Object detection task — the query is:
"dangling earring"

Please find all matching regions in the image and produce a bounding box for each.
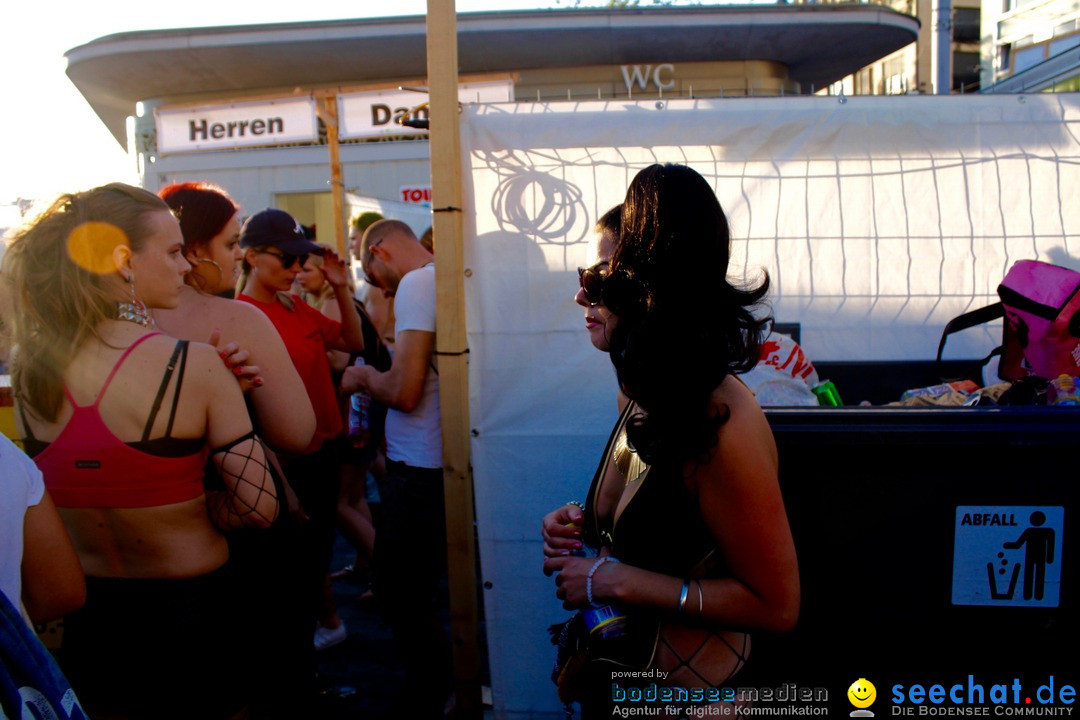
[116,271,153,327]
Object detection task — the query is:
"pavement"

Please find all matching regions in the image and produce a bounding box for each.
[312,527,493,719]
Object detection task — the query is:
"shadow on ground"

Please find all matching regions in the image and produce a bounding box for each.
[313,529,491,719]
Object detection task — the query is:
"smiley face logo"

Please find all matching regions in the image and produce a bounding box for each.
[848,678,877,709]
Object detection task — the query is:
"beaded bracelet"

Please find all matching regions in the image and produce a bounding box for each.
[586,556,619,605]
[566,501,586,513]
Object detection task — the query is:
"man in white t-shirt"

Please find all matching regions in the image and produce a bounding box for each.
[341,219,448,718]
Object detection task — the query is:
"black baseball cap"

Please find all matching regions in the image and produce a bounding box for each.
[239,208,324,255]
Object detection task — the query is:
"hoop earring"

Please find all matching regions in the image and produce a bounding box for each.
[115,271,153,327]
[195,257,224,291]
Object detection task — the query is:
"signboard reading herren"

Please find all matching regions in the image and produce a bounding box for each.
[155,97,318,154]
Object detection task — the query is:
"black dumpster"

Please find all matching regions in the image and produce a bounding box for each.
[750,405,1079,710]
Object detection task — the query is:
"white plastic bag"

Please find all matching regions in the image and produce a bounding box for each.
[740,333,820,406]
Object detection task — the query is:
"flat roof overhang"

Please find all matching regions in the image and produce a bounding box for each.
[66,6,920,146]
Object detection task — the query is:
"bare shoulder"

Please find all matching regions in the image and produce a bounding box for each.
[207,296,279,338]
[708,374,777,465]
[181,340,234,385]
[712,374,766,421]
[188,297,286,358]
[157,294,279,348]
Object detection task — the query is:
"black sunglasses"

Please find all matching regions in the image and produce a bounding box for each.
[578,266,607,306]
[258,248,309,269]
[361,238,385,287]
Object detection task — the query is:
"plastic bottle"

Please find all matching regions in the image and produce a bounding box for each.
[347,357,373,447]
[566,523,627,639]
[1048,374,1080,406]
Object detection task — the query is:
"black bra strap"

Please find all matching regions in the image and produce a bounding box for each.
[164,341,190,439]
[141,341,186,443]
[210,429,256,455]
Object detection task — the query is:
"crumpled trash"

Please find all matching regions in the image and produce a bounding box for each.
[887,381,1015,407]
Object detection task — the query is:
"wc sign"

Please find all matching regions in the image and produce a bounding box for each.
[952,506,1064,607]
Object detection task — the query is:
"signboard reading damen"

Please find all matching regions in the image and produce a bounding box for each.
[337,80,513,140]
[155,97,318,154]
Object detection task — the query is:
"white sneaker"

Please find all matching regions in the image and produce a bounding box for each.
[314,622,347,651]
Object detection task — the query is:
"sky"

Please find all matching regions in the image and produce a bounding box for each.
[0,0,599,227]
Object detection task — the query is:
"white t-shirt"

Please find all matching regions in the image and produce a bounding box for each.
[385,263,443,469]
[0,434,46,621]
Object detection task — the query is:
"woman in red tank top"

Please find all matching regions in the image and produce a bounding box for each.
[5,183,279,720]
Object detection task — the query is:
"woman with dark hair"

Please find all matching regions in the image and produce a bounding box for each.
[542,164,800,716]
[155,181,316,455]
[6,182,278,719]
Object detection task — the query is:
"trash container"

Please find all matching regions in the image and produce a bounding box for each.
[751,406,1078,705]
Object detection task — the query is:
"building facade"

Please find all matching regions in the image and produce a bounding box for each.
[823,0,982,95]
[980,0,1080,92]
[65,7,919,244]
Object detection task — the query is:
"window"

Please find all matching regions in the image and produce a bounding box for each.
[1012,44,1046,74]
[953,8,981,43]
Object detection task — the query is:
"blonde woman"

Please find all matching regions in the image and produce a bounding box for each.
[6,183,277,719]
[299,245,386,619]
[296,248,350,372]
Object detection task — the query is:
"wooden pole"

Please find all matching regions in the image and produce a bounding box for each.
[426,1,482,718]
[315,91,347,255]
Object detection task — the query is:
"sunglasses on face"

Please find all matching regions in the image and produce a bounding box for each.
[258,249,308,269]
[578,265,607,306]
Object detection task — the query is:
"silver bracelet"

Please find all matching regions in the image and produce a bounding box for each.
[586,556,618,605]
[566,501,586,512]
[695,579,704,615]
[676,579,691,614]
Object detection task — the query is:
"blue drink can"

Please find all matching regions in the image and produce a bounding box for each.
[583,602,627,639]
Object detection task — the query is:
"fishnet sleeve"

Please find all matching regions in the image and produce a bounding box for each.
[205,431,279,530]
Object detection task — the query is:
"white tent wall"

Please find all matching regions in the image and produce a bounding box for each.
[459,94,1080,719]
[345,193,433,239]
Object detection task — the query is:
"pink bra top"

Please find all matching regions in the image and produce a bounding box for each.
[26,333,209,509]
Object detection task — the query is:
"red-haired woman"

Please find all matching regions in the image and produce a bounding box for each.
[155,181,315,454]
